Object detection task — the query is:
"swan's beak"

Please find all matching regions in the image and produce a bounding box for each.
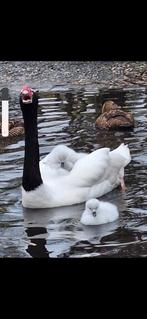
[92,211,96,217]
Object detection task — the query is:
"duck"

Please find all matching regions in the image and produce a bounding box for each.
[40,144,86,178]
[0,119,24,137]
[80,198,119,225]
[20,86,131,209]
[95,100,134,130]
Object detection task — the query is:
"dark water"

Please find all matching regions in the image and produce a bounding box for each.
[1,85,147,258]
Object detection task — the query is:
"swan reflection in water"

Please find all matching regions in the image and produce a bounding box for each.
[23,189,128,258]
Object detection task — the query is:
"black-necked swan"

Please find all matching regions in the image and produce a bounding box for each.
[20,86,131,209]
[80,198,119,225]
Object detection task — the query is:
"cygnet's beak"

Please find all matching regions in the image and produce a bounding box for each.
[61,162,64,168]
[92,211,97,217]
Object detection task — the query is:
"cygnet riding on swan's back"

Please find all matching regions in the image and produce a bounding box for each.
[80,198,119,225]
[40,144,86,179]
[20,86,131,209]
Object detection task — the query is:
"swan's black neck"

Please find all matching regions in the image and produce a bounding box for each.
[20,93,43,191]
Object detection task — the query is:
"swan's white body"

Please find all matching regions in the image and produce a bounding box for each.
[80,198,119,225]
[22,143,131,209]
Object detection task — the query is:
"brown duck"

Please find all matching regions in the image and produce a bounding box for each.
[95,100,134,130]
[0,119,24,137]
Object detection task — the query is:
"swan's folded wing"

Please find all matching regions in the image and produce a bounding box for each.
[69,148,110,187]
[109,143,131,171]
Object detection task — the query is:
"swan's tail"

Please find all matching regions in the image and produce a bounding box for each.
[110,143,131,167]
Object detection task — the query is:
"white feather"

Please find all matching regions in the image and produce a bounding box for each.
[80,198,119,225]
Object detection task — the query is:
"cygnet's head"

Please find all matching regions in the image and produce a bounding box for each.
[42,145,78,171]
[51,145,71,164]
[85,198,100,217]
[80,199,100,225]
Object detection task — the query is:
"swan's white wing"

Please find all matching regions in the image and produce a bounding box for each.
[103,143,131,185]
[69,147,110,187]
[110,143,131,168]
[88,178,120,199]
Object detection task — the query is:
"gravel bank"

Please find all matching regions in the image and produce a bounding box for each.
[0,61,147,92]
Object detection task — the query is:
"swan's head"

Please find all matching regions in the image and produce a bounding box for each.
[20,86,38,114]
[102,101,119,114]
[20,86,34,104]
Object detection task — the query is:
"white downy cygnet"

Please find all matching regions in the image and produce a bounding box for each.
[80,198,119,225]
[40,144,87,175]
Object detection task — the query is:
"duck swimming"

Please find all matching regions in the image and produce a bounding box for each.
[80,198,119,225]
[0,119,24,137]
[20,86,131,209]
[95,100,134,130]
